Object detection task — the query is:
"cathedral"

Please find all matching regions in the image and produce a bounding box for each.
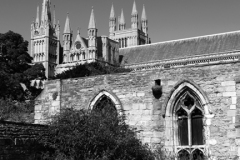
[34,0,240,159]
[30,0,150,78]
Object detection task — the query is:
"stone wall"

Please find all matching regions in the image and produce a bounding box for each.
[0,121,47,160]
[36,62,240,159]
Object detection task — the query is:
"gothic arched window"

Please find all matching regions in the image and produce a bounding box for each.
[93,95,117,116]
[175,91,205,160]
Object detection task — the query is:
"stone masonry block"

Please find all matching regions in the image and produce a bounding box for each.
[236,115,240,123]
[152,110,162,115]
[151,137,161,143]
[34,113,42,120]
[123,105,132,111]
[52,101,60,107]
[142,132,153,137]
[143,137,151,144]
[228,110,237,117]
[153,132,164,138]
[139,104,147,110]
[35,105,42,111]
[141,116,152,121]
[132,103,139,110]
[233,117,236,124]
[142,110,151,115]
[133,110,142,115]
[236,129,240,138]
[225,86,236,92]
[227,131,236,138]
[235,76,240,84]
[118,95,126,98]
[235,138,240,145]
[137,92,145,97]
[221,81,236,86]
[223,92,236,97]
[232,97,237,105]
[230,105,237,110]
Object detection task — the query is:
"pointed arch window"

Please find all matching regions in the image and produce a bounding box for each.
[175,91,205,160]
[93,95,117,116]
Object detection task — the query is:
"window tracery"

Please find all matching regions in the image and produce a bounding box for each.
[175,91,205,160]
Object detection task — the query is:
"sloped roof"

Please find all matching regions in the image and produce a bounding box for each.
[120,31,240,66]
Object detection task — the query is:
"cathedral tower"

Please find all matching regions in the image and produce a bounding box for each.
[88,7,98,60]
[109,1,150,48]
[63,13,72,63]
[31,0,60,78]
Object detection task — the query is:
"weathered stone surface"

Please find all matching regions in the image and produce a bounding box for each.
[0,121,47,160]
[35,62,240,159]
[221,81,236,86]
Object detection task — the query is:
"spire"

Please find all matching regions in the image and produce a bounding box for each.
[36,6,40,25]
[132,0,138,15]
[53,5,56,26]
[41,0,46,21]
[77,27,80,34]
[40,0,52,23]
[64,13,71,34]
[141,4,147,20]
[120,9,125,24]
[88,7,96,29]
[110,4,115,19]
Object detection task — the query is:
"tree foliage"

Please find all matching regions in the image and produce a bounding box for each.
[0,31,46,101]
[37,108,155,160]
[54,62,131,80]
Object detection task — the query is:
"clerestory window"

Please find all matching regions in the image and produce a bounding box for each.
[175,91,205,160]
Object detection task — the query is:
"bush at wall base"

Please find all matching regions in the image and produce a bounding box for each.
[35,108,155,160]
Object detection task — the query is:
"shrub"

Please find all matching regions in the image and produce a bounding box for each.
[37,108,155,160]
[0,99,34,123]
[54,62,131,80]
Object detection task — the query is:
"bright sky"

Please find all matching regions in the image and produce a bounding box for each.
[1,0,240,51]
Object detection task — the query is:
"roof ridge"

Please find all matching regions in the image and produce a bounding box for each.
[120,30,240,50]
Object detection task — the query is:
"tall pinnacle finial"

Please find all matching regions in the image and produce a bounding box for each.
[120,9,125,24]
[64,13,71,33]
[132,0,138,15]
[53,5,56,26]
[77,27,80,34]
[41,0,45,21]
[36,6,40,25]
[88,7,96,29]
[110,3,115,19]
[141,4,147,20]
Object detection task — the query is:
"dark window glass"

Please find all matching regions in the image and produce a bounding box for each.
[177,108,188,146]
[94,96,117,116]
[191,108,203,145]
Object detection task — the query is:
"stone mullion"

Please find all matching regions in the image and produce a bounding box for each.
[188,114,192,146]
